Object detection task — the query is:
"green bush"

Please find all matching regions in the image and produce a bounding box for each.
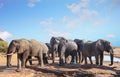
[0,40,8,53]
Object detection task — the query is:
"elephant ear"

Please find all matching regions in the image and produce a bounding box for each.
[96,39,105,51]
[13,40,21,51]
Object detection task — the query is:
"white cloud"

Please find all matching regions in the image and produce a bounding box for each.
[46,29,71,38]
[107,34,116,38]
[67,0,98,21]
[67,0,89,14]
[65,0,99,28]
[40,17,53,26]
[0,31,13,40]
[28,0,41,8]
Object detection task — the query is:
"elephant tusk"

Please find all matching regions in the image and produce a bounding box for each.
[0,52,14,56]
[6,52,14,55]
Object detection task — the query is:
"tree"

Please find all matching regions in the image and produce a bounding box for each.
[0,38,8,53]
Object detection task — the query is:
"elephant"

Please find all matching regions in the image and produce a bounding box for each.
[50,37,78,66]
[74,39,114,66]
[50,37,66,63]
[7,39,48,72]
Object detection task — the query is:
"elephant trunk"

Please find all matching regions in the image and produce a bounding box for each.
[7,55,12,67]
[109,49,114,66]
[6,47,14,67]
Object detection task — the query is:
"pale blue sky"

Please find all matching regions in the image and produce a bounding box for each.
[0,0,120,46]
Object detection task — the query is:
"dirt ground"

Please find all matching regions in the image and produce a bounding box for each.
[0,48,120,77]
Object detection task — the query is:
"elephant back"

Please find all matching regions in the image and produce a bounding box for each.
[65,40,78,51]
[28,39,42,55]
[29,39,48,53]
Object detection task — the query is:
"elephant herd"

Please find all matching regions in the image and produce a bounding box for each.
[6,37,114,72]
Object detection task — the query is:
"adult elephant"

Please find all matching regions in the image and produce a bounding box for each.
[74,39,114,66]
[7,39,48,72]
[50,37,65,63]
[50,37,78,66]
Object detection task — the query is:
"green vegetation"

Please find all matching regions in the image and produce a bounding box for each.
[0,39,8,53]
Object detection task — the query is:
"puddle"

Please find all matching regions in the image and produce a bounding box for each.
[91,55,120,62]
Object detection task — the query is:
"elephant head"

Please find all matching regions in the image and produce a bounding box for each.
[74,39,84,51]
[7,40,19,67]
[50,37,66,52]
[96,39,114,66]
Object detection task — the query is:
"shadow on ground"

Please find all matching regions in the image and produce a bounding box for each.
[27,63,120,77]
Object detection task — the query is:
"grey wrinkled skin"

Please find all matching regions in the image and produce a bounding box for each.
[7,39,48,72]
[74,39,114,66]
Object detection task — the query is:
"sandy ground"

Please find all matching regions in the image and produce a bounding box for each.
[0,48,120,77]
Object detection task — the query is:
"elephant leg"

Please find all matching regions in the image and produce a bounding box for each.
[81,56,84,63]
[76,51,80,63]
[70,51,77,64]
[78,52,81,63]
[43,53,48,64]
[59,56,64,66]
[52,52,55,63]
[22,51,29,68]
[7,55,12,67]
[16,54,22,72]
[38,52,44,66]
[95,55,99,65]
[70,54,75,64]
[74,54,77,64]
[59,52,64,66]
[79,52,83,64]
[25,56,32,66]
[73,51,77,64]
[89,57,93,64]
[100,53,104,65]
[84,57,87,64]
[65,52,69,64]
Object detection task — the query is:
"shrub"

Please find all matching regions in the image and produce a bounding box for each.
[0,40,8,53]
